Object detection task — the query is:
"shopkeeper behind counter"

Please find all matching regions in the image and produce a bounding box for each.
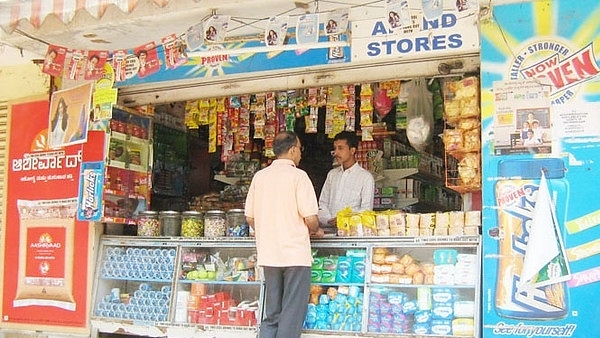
[318,131,375,230]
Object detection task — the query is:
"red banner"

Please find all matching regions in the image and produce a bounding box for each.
[2,99,103,329]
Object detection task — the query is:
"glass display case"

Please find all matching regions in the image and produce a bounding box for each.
[91,236,480,338]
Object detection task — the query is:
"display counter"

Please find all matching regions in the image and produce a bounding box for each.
[91,236,480,338]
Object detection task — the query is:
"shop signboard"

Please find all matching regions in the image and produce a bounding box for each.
[1,98,104,332]
[351,4,479,63]
[480,0,600,337]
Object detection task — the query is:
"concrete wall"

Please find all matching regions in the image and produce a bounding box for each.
[0,46,49,101]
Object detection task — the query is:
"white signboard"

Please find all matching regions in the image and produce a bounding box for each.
[351,8,479,62]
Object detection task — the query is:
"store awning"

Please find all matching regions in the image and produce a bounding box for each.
[0,0,389,56]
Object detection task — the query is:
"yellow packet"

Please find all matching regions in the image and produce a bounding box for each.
[361,211,377,236]
[336,207,353,237]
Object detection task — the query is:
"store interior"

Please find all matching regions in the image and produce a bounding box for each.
[120,75,481,232]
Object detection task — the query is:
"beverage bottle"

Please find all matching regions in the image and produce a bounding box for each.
[494,158,570,319]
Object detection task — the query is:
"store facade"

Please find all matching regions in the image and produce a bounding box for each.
[2,0,599,337]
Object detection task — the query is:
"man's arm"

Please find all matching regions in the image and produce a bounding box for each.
[359,173,375,211]
[305,215,324,237]
[317,174,333,225]
[246,216,255,230]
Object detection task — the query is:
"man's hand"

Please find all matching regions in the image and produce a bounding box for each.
[310,227,325,238]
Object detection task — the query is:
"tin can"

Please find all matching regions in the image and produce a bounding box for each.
[494,158,570,319]
[137,211,160,236]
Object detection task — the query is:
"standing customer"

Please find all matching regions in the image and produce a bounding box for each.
[245,131,324,338]
[318,131,375,227]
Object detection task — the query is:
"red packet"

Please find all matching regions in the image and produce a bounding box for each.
[134,42,161,78]
[42,45,67,78]
[84,50,108,80]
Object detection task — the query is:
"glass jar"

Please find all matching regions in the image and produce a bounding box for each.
[226,209,249,237]
[137,211,160,236]
[204,210,226,238]
[160,211,181,236]
[181,211,204,237]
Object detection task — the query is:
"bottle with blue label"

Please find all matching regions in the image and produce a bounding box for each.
[494,158,570,319]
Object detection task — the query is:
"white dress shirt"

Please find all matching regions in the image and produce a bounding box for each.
[318,162,375,225]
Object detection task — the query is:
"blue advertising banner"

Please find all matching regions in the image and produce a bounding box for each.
[481,1,600,337]
[115,33,350,87]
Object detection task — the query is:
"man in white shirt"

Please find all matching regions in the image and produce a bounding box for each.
[318,131,375,229]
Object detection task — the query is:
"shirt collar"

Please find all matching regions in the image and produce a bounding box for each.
[272,158,296,167]
[338,161,359,172]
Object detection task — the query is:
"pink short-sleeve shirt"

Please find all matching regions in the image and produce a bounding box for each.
[245,159,319,267]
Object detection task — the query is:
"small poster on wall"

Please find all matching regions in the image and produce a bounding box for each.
[67,49,87,80]
[162,34,187,70]
[385,0,412,31]
[48,82,93,149]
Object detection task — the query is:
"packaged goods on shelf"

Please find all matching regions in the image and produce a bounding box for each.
[304,284,364,332]
[364,240,478,336]
[335,209,480,238]
[441,76,482,194]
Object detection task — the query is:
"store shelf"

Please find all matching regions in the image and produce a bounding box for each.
[214,175,244,186]
[382,168,419,182]
[379,168,461,211]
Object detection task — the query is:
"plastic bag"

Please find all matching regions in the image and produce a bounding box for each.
[405,78,434,152]
[373,87,393,121]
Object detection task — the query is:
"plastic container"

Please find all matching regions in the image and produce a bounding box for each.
[181,211,204,237]
[226,209,249,237]
[137,211,160,236]
[204,210,226,238]
[160,211,181,236]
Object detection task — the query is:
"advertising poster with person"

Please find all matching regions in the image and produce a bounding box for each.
[133,42,160,78]
[1,97,104,332]
[48,83,93,148]
[480,1,600,337]
[42,45,67,78]
[203,15,230,44]
[265,16,289,47]
[84,50,108,81]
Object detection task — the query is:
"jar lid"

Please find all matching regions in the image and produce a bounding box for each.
[159,210,181,216]
[138,210,158,216]
[182,210,202,216]
[205,210,225,215]
[227,208,245,213]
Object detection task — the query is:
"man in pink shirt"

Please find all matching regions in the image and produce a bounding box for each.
[245,131,324,338]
